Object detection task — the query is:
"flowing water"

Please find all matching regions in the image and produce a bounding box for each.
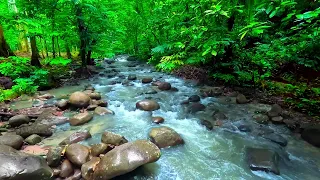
[41,55,320,180]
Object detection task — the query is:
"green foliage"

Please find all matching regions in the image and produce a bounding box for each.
[0,56,30,79]
[43,57,72,66]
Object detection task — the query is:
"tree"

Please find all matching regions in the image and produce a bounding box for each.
[0,24,14,57]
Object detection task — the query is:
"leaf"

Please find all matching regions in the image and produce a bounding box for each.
[240,30,249,40]
[211,50,217,56]
[269,10,277,18]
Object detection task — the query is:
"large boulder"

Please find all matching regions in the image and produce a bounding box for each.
[59,131,92,145]
[158,82,171,91]
[9,115,30,127]
[15,124,53,138]
[65,144,90,167]
[81,157,100,180]
[69,91,91,108]
[93,140,161,180]
[69,112,93,126]
[0,145,53,179]
[245,147,280,175]
[136,100,160,111]
[101,131,128,146]
[94,107,114,115]
[88,92,101,100]
[0,134,24,149]
[60,159,73,178]
[149,126,184,148]
[301,125,320,147]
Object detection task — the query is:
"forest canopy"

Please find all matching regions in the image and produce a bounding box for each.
[0,0,320,115]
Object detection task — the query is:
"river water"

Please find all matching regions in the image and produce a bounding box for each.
[40,55,320,180]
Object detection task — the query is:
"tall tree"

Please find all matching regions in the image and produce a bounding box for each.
[0,24,14,57]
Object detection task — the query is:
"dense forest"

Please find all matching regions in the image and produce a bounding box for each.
[0,0,320,115]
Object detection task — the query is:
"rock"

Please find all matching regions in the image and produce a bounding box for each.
[238,125,251,132]
[213,120,224,127]
[88,92,101,100]
[90,143,109,157]
[47,146,63,167]
[263,134,288,147]
[200,86,223,97]
[9,115,30,127]
[158,82,171,91]
[253,114,269,124]
[152,116,164,124]
[200,120,213,130]
[0,76,13,89]
[151,81,162,86]
[149,126,184,148]
[121,79,133,86]
[94,107,114,115]
[81,157,100,180]
[213,112,227,120]
[246,147,280,175]
[93,140,160,180]
[0,134,24,149]
[21,145,48,156]
[69,112,93,126]
[66,169,81,180]
[38,93,54,100]
[25,134,42,145]
[0,145,53,179]
[188,95,201,102]
[128,74,137,80]
[87,104,98,111]
[92,100,108,107]
[52,168,61,176]
[236,94,248,104]
[301,125,320,147]
[188,102,206,113]
[145,90,158,94]
[56,99,69,110]
[69,91,91,108]
[15,124,53,138]
[180,100,189,105]
[267,104,282,118]
[66,144,90,167]
[60,159,74,178]
[136,100,160,111]
[271,116,283,123]
[101,131,128,146]
[85,86,95,91]
[142,77,153,83]
[60,131,92,145]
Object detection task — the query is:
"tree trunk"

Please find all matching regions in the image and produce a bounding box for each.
[44,38,49,57]
[39,37,45,59]
[75,3,87,68]
[0,25,14,57]
[30,36,41,67]
[52,36,56,58]
[65,41,72,59]
[57,37,61,57]
[86,50,93,65]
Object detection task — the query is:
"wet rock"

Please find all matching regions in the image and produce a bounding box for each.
[101,131,128,146]
[66,169,81,180]
[301,125,320,147]
[267,104,282,118]
[85,85,95,91]
[38,93,54,100]
[87,104,98,111]
[0,134,24,149]
[149,126,184,148]
[188,102,206,113]
[15,124,53,138]
[236,94,248,104]
[136,100,160,111]
[188,95,201,102]
[56,99,69,110]
[271,116,284,123]
[200,86,223,97]
[9,114,30,127]
[283,119,298,130]
[170,87,179,92]
[81,157,100,180]
[128,74,137,80]
[214,120,224,127]
[152,116,164,124]
[142,77,153,83]
[47,146,63,167]
[158,82,171,91]
[60,159,74,178]
[145,90,158,94]
[121,79,133,86]
[92,100,108,107]
[0,76,13,89]
[200,120,213,130]
[52,168,61,176]
[263,134,288,147]
[0,145,53,179]
[94,107,115,115]
[60,131,92,145]
[88,92,101,100]
[69,112,93,126]
[213,112,227,120]
[238,125,251,132]
[66,144,90,166]
[246,147,280,175]
[25,134,42,145]
[90,143,109,157]
[256,126,274,136]
[253,114,269,124]
[181,100,190,105]
[93,140,161,180]
[69,91,91,108]
[151,81,162,86]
